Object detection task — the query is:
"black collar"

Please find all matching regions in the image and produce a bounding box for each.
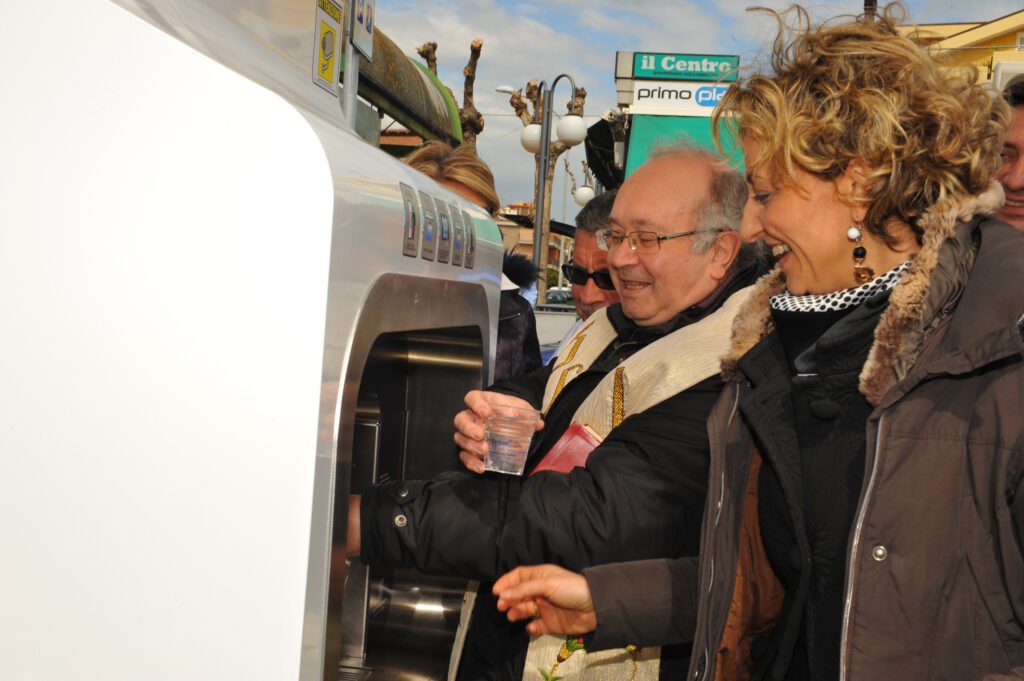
[605,257,767,344]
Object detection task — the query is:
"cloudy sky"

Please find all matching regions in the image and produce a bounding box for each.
[375,0,1020,222]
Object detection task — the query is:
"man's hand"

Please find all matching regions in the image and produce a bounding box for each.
[493,564,597,636]
[453,390,543,473]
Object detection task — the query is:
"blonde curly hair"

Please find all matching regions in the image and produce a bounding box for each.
[712,3,1010,243]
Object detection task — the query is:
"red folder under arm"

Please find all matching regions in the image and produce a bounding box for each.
[529,422,602,475]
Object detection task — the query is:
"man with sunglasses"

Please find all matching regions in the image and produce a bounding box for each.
[562,190,620,321]
[349,144,766,681]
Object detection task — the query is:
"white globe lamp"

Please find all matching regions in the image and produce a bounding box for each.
[555,115,587,146]
[574,186,595,206]
[520,124,543,153]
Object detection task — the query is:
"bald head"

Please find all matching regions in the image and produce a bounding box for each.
[605,151,743,326]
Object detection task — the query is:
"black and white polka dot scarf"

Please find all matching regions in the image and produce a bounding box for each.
[769,261,912,313]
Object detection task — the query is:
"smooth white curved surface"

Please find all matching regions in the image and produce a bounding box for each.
[1,3,330,679]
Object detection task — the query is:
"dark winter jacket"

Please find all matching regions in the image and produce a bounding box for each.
[495,252,542,381]
[583,187,1024,681]
[360,259,763,681]
[495,290,541,381]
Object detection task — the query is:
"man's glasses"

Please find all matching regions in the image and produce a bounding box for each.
[596,228,702,253]
[561,263,615,290]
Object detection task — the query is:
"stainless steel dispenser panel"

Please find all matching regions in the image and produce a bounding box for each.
[419,191,438,261]
[434,198,453,264]
[450,204,466,267]
[400,183,421,258]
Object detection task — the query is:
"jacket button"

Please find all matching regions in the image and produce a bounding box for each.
[398,485,410,498]
[871,545,888,561]
[394,514,407,527]
[809,399,840,420]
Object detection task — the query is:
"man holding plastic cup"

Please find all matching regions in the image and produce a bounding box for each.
[348,143,767,681]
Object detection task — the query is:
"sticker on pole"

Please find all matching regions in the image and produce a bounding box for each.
[313,0,342,95]
[351,0,374,61]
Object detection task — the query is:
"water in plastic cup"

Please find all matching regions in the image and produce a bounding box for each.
[483,404,540,475]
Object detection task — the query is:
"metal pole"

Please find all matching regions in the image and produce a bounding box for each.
[530,74,579,297]
[341,4,360,124]
[532,83,552,270]
[558,238,565,288]
[557,164,567,288]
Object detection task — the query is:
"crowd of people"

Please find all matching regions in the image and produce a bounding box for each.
[358,4,1024,680]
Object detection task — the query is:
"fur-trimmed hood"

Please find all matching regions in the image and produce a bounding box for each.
[721,183,1009,405]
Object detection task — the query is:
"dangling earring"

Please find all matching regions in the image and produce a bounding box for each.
[847,222,875,284]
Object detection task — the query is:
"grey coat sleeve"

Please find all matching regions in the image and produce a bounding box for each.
[582,557,700,650]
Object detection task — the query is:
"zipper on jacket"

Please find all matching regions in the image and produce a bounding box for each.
[839,412,886,681]
[714,384,742,529]
[697,383,743,681]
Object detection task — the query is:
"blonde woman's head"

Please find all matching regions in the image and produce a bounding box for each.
[713,3,1010,243]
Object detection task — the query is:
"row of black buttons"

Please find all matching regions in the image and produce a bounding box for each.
[400,183,477,268]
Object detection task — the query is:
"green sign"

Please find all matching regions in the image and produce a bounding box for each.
[624,115,741,178]
[633,53,738,82]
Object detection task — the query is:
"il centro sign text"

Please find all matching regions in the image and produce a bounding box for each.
[633,53,738,82]
[630,81,729,116]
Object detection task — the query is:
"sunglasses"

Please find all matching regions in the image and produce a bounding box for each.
[561,263,615,290]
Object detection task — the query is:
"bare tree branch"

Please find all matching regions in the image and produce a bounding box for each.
[524,79,541,119]
[462,39,483,108]
[459,39,485,151]
[415,41,438,75]
[505,90,531,126]
[568,86,587,116]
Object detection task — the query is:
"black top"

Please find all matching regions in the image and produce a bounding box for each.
[756,290,891,681]
[454,258,766,681]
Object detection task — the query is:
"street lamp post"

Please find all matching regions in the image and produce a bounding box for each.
[521,75,586,282]
[498,76,585,302]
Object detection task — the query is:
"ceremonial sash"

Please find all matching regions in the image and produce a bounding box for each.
[524,286,754,681]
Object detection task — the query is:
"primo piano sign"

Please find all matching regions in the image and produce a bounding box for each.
[633,53,738,82]
[630,81,729,116]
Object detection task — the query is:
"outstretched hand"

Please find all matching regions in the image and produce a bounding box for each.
[493,564,597,636]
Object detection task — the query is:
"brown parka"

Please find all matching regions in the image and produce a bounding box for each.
[582,185,1024,681]
[693,185,1024,681]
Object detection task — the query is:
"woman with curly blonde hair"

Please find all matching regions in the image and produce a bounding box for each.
[490,5,1024,681]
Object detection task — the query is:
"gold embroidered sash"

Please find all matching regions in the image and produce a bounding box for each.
[569,287,753,438]
[541,312,618,416]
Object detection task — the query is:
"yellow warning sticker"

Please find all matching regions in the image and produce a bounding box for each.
[313,0,342,95]
[318,0,342,22]
[318,21,335,77]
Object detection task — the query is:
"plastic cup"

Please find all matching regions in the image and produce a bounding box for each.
[483,404,541,475]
